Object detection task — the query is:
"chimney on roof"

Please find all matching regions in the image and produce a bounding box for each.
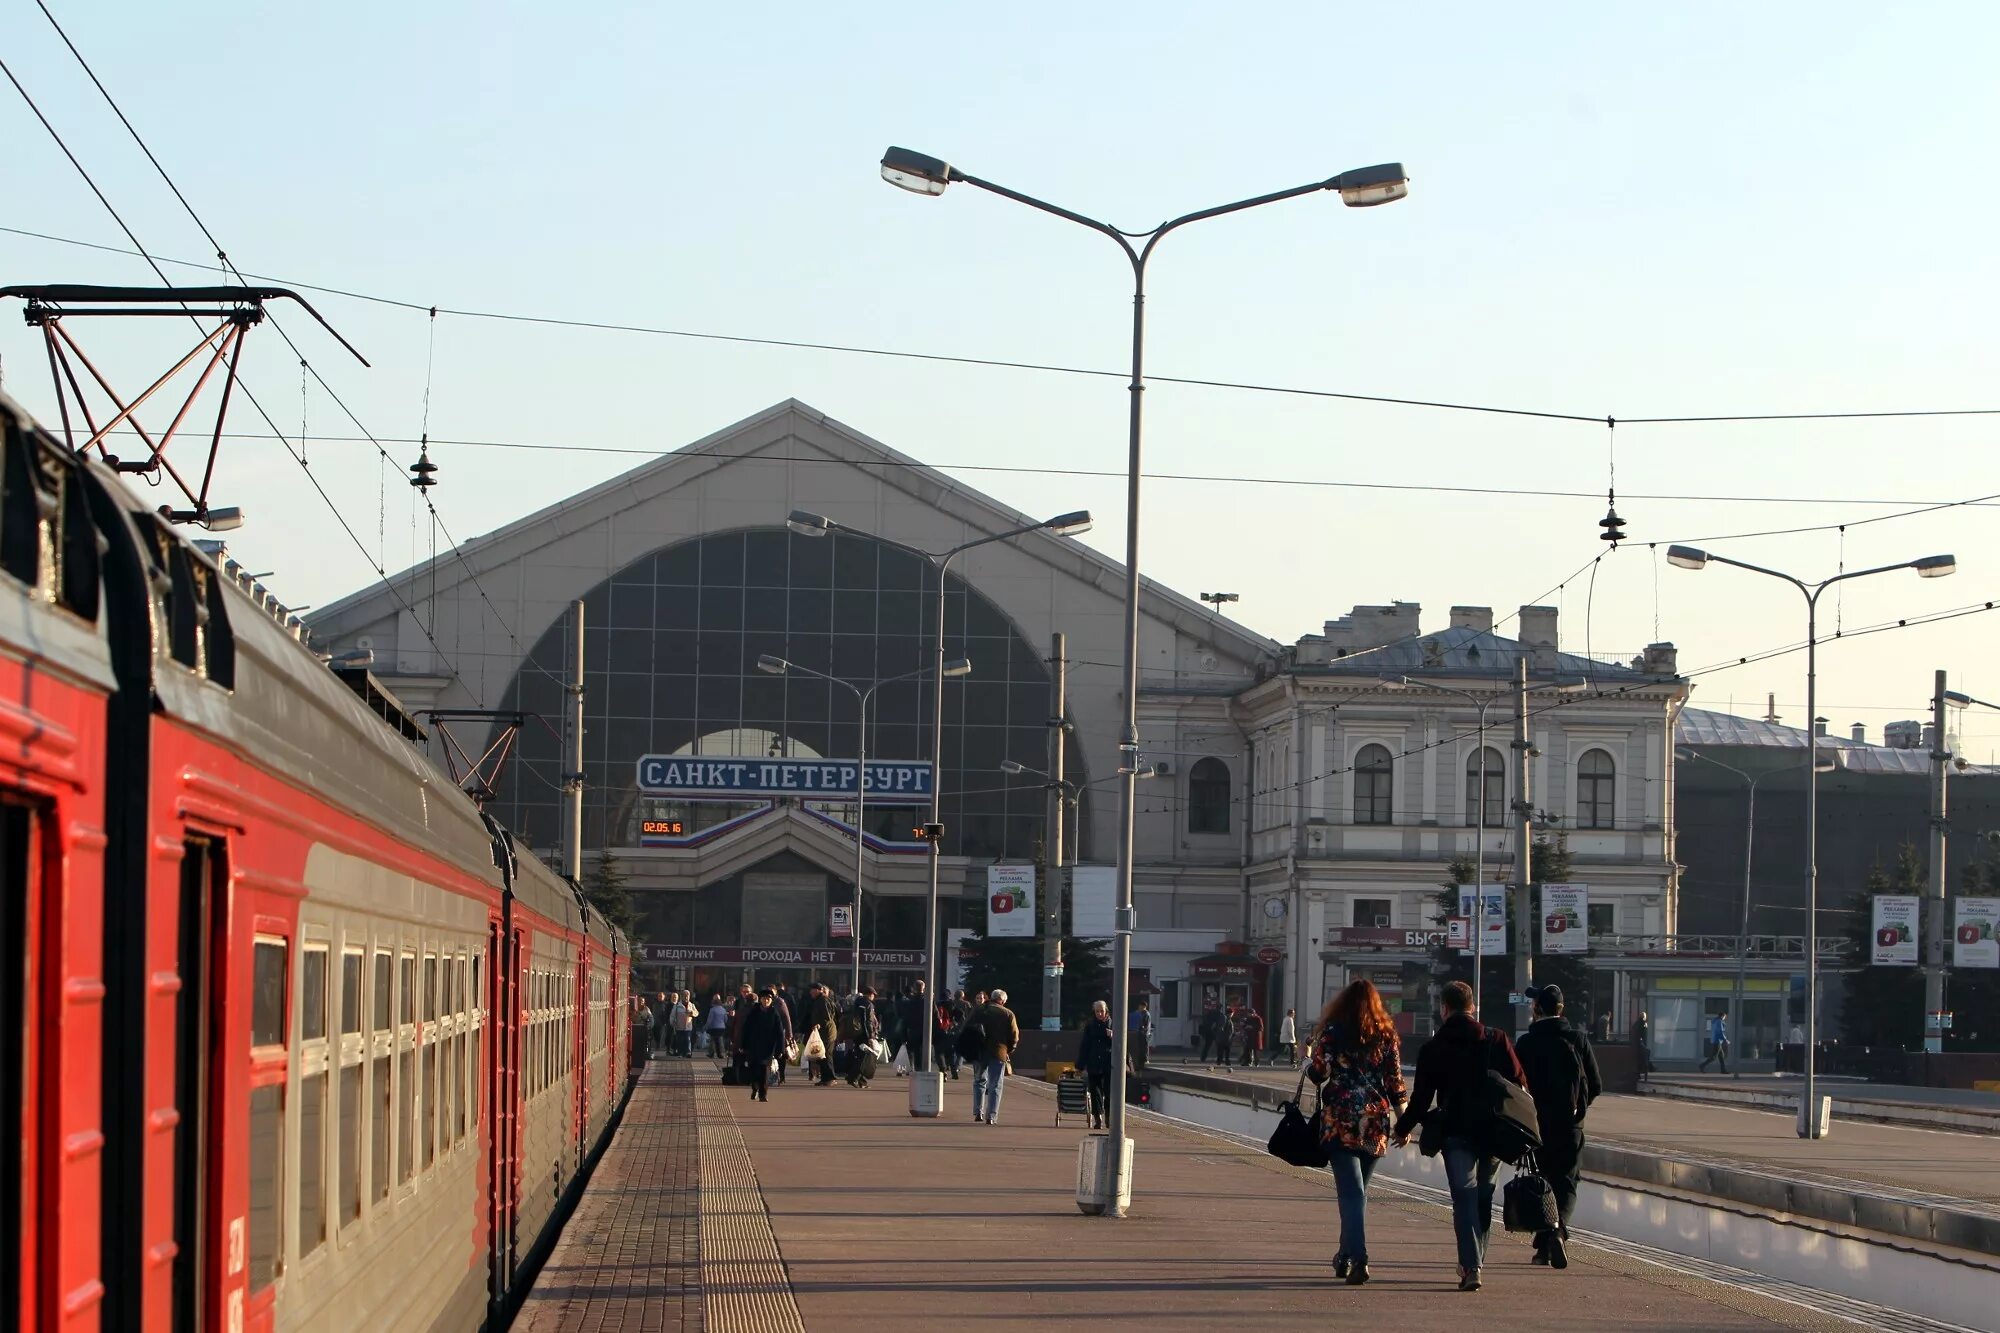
[1813,719,1828,737]
[1450,606,1494,633]
[1518,605,1558,670]
[1641,642,1678,675]
[1851,722,1867,743]
[1885,720,1922,749]
[1762,693,1780,725]
[1324,602,1420,651]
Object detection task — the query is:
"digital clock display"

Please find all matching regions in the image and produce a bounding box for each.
[642,819,686,836]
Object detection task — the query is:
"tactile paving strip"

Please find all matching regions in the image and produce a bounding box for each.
[695,1086,806,1333]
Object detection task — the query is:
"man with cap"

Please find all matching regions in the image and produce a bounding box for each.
[1513,984,1602,1269]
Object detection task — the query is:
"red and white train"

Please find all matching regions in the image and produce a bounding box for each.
[1,388,630,1332]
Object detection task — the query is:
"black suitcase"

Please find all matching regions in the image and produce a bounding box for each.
[852,1046,879,1084]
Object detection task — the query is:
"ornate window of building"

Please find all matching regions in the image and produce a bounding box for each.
[1578,748,1616,829]
[1187,757,1231,834]
[1464,746,1505,827]
[1353,744,1393,825]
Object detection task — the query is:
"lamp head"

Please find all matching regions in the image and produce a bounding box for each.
[880,146,955,196]
[786,510,832,538]
[1000,759,1028,775]
[942,657,972,678]
[1552,677,1590,695]
[755,655,789,675]
[1379,675,1410,690]
[1673,747,1697,761]
[1328,162,1409,208]
[1914,554,1956,579]
[1044,509,1093,536]
[1945,690,1973,708]
[1665,544,1711,571]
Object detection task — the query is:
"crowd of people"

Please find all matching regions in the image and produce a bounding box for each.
[1193,997,1303,1069]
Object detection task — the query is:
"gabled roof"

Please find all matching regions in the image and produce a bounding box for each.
[308,398,1282,661]
[1677,706,2000,776]
[1294,624,1669,685]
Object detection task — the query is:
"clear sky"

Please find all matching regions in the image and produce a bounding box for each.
[4,3,1997,751]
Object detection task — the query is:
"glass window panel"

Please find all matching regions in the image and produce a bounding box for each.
[787,532,832,587]
[421,1043,436,1170]
[302,948,327,1042]
[371,1054,390,1201]
[400,954,415,1026]
[252,940,287,1048]
[396,1048,414,1183]
[877,589,922,633]
[785,588,831,634]
[699,532,745,586]
[656,541,700,586]
[338,1064,361,1224]
[609,583,653,626]
[830,537,877,590]
[606,626,653,672]
[299,1071,326,1255]
[341,952,361,1035]
[700,586,744,632]
[655,587,700,633]
[876,549,923,591]
[373,951,391,1031]
[424,956,438,1022]
[247,1083,283,1291]
[743,529,789,586]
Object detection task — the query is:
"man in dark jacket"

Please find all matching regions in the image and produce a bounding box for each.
[1514,985,1602,1269]
[895,981,929,1072]
[737,989,785,1103]
[1076,1000,1116,1128]
[969,989,1021,1124]
[800,983,838,1085]
[937,990,969,1079]
[1391,981,1527,1291]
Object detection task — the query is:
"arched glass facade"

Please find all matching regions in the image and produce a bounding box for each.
[488,527,1088,862]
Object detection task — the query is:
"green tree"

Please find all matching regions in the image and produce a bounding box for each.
[1950,852,2000,1051]
[958,933,1111,1029]
[1428,834,1590,1030]
[584,847,637,940]
[1839,843,1925,1048]
[1528,832,1592,1028]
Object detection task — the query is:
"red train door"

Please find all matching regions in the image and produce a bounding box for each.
[4,803,38,1333]
[169,836,224,1333]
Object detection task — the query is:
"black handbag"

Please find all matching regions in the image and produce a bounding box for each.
[1501,1151,1562,1233]
[1266,1068,1329,1168]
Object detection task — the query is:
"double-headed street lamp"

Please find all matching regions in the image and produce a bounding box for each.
[880,145,1408,1213]
[756,656,962,1000]
[1667,544,1955,1136]
[785,506,1092,1114]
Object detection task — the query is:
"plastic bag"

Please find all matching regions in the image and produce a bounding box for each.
[892,1045,912,1076]
[803,1030,826,1062]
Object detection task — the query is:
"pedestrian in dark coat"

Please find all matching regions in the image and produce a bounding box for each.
[1391,981,1527,1291]
[1236,1004,1265,1068]
[802,984,839,1085]
[1514,985,1602,1269]
[738,990,785,1103]
[1076,1001,1116,1128]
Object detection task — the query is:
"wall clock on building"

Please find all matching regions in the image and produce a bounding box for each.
[1263,898,1287,920]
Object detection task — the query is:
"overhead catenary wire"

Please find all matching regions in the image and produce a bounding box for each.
[6,223,2000,431]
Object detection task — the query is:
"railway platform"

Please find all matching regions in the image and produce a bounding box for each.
[516,1056,1910,1332]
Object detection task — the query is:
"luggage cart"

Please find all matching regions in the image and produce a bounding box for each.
[1056,1072,1090,1127]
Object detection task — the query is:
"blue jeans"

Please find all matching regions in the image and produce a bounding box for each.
[1442,1138,1498,1272]
[973,1057,1008,1120]
[1327,1148,1381,1262]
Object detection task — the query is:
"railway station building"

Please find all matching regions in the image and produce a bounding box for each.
[310,399,1715,1047]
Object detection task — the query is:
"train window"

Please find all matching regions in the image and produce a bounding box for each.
[472,955,482,1018]
[424,953,437,1023]
[299,1071,326,1257]
[373,949,391,1031]
[200,551,235,688]
[166,544,200,669]
[421,1042,436,1171]
[396,1048,414,1185]
[302,947,327,1042]
[340,951,361,1035]
[247,1082,284,1292]
[370,1053,390,1203]
[400,953,415,1026]
[56,468,100,621]
[252,939,287,1048]
[338,1065,361,1226]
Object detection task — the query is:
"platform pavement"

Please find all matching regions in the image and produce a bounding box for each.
[1158,1058,2000,1211]
[515,1056,1870,1331]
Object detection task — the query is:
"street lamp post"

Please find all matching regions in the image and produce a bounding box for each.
[1667,545,1955,1136]
[786,507,1092,1114]
[880,144,1408,1215]
[756,657,947,999]
[1384,676,1498,1009]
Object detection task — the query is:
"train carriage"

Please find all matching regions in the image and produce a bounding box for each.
[0,389,628,1333]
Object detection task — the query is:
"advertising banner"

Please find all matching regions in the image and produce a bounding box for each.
[1541,883,1588,955]
[986,864,1037,938]
[1871,894,1920,965]
[636,945,927,968]
[1070,865,1118,937]
[1457,885,1508,956]
[1955,897,2000,969]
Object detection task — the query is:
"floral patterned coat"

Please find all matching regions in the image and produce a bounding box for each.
[1308,1025,1407,1157]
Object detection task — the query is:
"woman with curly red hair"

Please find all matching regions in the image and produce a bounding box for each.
[1307,978,1406,1284]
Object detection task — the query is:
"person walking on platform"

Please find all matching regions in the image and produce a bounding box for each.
[1236,1002,1265,1068]
[1128,999,1153,1071]
[1699,1011,1731,1074]
[895,981,929,1074]
[1515,985,1602,1270]
[704,994,731,1059]
[845,988,883,1087]
[1215,1004,1236,1068]
[1279,1008,1299,1066]
[672,993,696,1057]
[1392,980,1527,1292]
[938,990,969,1079]
[1308,979,1406,1286]
[1078,1000,1116,1129]
[1630,1011,1652,1084]
[738,988,785,1103]
[970,989,1020,1124]
[643,993,662,1054]
[800,983,838,1085]
[770,983,795,1085]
